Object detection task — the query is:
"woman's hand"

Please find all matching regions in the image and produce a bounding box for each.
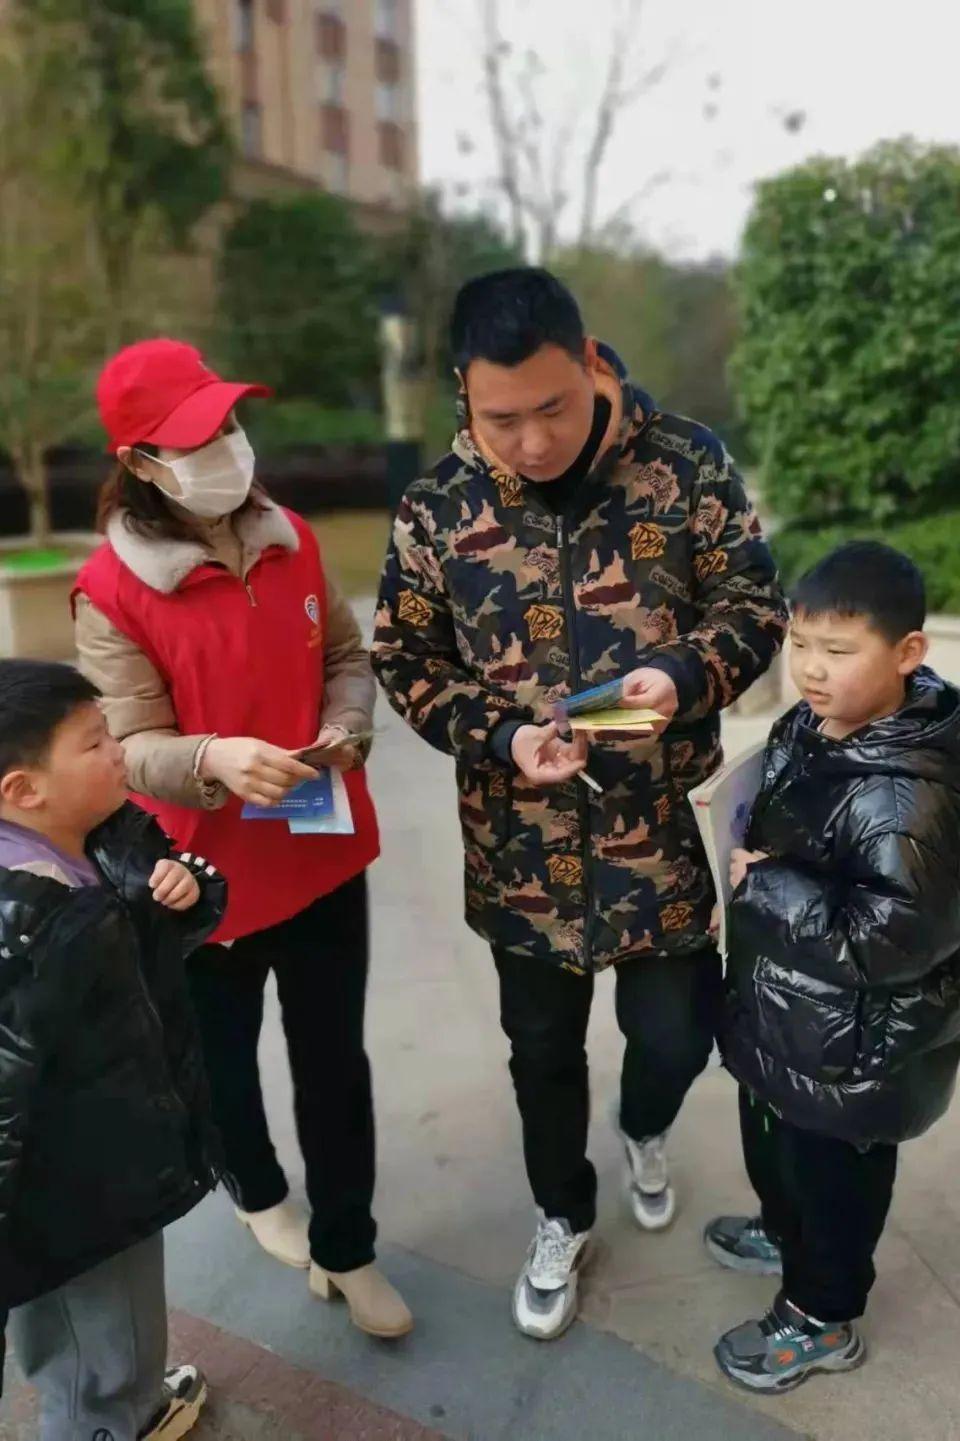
[150,860,200,912]
[199,736,318,807]
[305,724,360,772]
[729,848,768,891]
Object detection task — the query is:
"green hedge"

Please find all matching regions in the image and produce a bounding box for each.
[734,140,960,527]
[772,511,960,614]
[244,400,383,450]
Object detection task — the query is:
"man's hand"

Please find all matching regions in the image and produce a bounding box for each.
[150,859,200,912]
[729,848,768,891]
[620,668,679,725]
[511,722,588,787]
[199,736,317,807]
[305,724,360,772]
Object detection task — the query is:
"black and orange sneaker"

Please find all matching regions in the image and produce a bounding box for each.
[138,1365,208,1439]
[714,1294,865,1393]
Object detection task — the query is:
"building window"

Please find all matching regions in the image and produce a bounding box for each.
[375,81,402,124]
[316,8,345,60]
[375,0,400,42]
[234,0,255,53]
[241,101,262,157]
[328,152,349,194]
[375,37,401,83]
[319,63,345,106]
[321,103,350,156]
[378,120,404,171]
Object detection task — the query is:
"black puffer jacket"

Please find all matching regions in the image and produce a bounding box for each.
[0,804,225,1310]
[722,669,960,1146]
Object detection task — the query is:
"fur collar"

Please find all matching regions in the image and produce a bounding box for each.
[107,499,300,594]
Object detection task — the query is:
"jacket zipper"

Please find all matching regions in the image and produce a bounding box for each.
[556,514,596,969]
[244,580,257,607]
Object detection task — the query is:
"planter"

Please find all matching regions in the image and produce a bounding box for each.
[0,533,99,661]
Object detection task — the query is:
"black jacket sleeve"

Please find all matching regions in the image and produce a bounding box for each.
[736,826,960,990]
[89,803,227,954]
[0,951,42,1319]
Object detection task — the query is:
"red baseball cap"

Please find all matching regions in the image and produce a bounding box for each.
[97,338,272,454]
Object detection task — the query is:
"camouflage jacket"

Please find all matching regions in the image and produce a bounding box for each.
[372,346,787,973]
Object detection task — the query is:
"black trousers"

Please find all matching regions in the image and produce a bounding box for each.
[739,1086,898,1322]
[187,873,376,1273]
[493,945,723,1234]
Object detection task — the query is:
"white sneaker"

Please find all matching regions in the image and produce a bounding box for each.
[236,1199,310,1268]
[512,1211,591,1341]
[614,1111,677,1231]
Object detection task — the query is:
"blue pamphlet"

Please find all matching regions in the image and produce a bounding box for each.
[241,773,335,821]
[561,678,626,717]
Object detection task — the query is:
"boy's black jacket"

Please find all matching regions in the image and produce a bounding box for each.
[0,803,225,1310]
[722,668,960,1145]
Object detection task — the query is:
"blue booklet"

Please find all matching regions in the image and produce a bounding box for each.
[241,773,335,822]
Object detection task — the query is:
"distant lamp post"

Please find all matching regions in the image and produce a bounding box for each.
[379,295,425,513]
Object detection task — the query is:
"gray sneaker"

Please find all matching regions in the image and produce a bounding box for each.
[612,1108,676,1231]
[705,1215,782,1275]
[512,1212,591,1341]
[715,1294,864,1393]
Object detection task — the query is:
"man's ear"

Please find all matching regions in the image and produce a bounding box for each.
[898,631,929,676]
[0,767,43,812]
[583,337,599,369]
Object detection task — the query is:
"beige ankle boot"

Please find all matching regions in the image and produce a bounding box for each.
[309,1262,413,1338]
[236,1200,310,1269]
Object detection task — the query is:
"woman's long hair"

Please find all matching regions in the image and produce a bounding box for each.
[97,446,268,542]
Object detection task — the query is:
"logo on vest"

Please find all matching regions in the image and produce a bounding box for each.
[304,593,322,648]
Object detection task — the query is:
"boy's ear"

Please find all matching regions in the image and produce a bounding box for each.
[898,631,929,676]
[0,767,44,812]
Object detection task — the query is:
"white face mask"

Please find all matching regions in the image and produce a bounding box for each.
[139,427,256,519]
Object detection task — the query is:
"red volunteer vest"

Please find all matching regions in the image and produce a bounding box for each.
[74,510,379,942]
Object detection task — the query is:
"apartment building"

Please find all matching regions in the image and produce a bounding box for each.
[194,0,419,212]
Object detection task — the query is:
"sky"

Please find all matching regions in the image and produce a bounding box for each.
[414,0,959,261]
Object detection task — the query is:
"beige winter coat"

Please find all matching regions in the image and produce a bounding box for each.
[74,499,375,809]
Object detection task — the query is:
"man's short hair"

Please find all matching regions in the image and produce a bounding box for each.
[792,540,926,642]
[450,267,586,375]
[0,660,100,779]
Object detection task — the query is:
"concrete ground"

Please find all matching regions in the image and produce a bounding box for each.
[5,620,960,1439]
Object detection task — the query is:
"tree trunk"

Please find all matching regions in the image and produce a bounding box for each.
[18,445,51,545]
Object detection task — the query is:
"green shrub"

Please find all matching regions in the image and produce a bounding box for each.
[244,400,383,450]
[734,140,960,526]
[772,511,960,613]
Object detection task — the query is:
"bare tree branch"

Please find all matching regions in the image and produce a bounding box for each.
[480,0,525,251]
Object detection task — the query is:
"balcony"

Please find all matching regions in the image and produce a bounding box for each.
[316,11,346,61]
[375,37,401,83]
[378,120,404,171]
[321,103,350,156]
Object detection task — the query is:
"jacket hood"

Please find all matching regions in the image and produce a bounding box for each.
[451,341,655,485]
[106,496,299,594]
[789,668,960,790]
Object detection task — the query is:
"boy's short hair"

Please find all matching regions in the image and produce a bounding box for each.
[0,660,100,779]
[450,267,586,375]
[792,541,926,642]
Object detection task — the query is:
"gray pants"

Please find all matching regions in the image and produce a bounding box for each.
[9,1234,166,1441]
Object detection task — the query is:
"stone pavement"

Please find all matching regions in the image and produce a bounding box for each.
[5,632,960,1439]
